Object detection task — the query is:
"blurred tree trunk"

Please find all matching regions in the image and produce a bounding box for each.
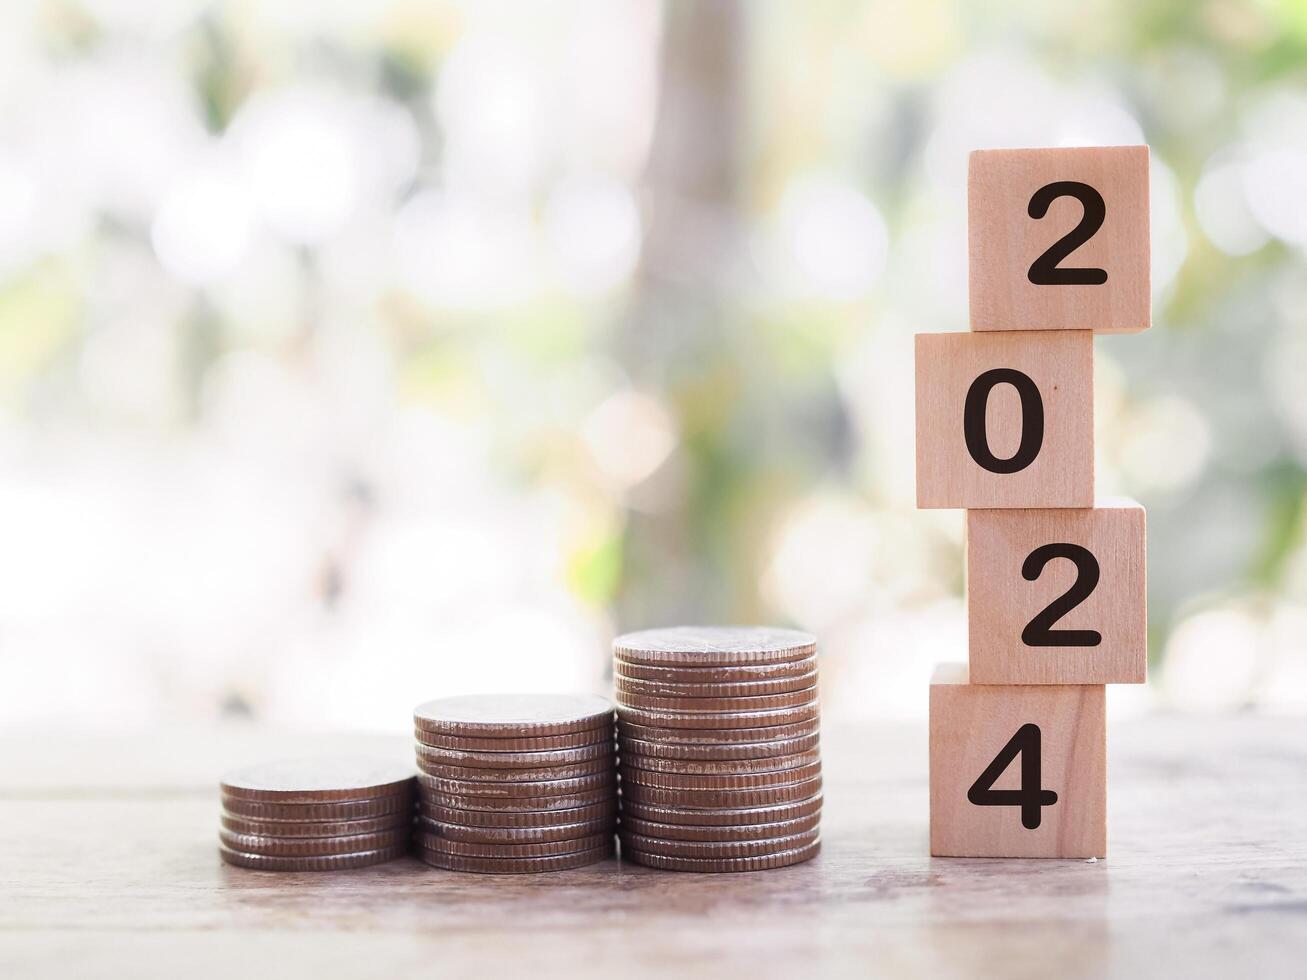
[615,0,745,629]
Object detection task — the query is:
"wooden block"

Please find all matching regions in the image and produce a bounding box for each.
[915,330,1093,509]
[967,499,1146,685]
[969,145,1149,333]
[930,663,1106,858]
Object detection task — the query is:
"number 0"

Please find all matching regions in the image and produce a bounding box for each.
[963,368,1044,474]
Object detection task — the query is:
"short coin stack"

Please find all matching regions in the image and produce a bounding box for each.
[412,694,617,873]
[614,626,822,872]
[219,758,415,871]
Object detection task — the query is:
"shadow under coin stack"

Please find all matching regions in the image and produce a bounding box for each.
[218,759,416,871]
[614,626,823,872]
[412,694,617,873]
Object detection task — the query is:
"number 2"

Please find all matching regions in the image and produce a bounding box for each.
[967,723,1059,830]
[1027,181,1108,286]
[1021,543,1102,647]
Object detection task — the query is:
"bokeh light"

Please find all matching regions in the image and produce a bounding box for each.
[0,0,1304,733]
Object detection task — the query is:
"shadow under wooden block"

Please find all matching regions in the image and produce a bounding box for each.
[915,330,1093,509]
[968,145,1150,334]
[930,663,1106,858]
[967,499,1147,685]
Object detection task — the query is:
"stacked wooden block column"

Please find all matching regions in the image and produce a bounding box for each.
[916,146,1150,858]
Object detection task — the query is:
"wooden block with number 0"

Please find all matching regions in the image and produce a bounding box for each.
[915,330,1093,509]
[930,663,1106,858]
[968,145,1149,333]
[967,499,1146,685]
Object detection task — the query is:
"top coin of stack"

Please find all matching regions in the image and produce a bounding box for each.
[614,626,823,872]
[412,694,618,873]
[218,758,416,871]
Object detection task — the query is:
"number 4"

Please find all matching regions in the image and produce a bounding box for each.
[967,723,1059,830]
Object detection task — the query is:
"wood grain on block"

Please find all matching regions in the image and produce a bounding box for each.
[930,663,1106,858]
[968,145,1149,333]
[915,330,1093,509]
[967,499,1147,685]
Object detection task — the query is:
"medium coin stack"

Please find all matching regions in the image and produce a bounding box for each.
[412,694,617,873]
[615,626,822,872]
[219,758,416,871]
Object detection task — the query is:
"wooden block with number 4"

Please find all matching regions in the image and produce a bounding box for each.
[967,499,1146,685]
[915,330,1093,509]
[930,663,1106,858]
[969,145,1149,333]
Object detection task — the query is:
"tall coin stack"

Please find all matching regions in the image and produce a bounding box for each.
[614,626,823,872]
[219,759,416,871]
[412,694,617,873]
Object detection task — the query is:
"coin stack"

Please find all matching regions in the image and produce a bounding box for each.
[412,694,617,873]
[614,626,822,872]
[219,758,416,871]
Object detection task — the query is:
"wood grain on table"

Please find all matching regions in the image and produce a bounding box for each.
[1,717,1303,979]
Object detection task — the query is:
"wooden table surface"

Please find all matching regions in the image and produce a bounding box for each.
[2,716,1304,978]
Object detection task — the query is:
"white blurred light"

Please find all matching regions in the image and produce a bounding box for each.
[860,0,961,80]
[925,52,1056,185]
[1266,327,1307,464]
[1243,149,1307,245]
[435,33,543,193]
[0,152,38,275]
[394,189,534,308]
[924,53,1147,203]
[779,175,888,300]
[1195,158,1268,255]
[318,213,396,309]
[544,175,641,295]
[1259,605,1307,712]
[266,597,604,731]
[79,315,182,424]
[76,0,208,37]
[581,389,677,490]
[1056,99,1146,148]
[201,350,330,470]
[349,97,421,201]
[1118,395,1211,493]
[837,322,920,506]
[213,239,304,343]
[63,59,206,218]
[0,8,38,98]
[1162,606,1261,711]
[827,600,964,721]
[881,212,967,329]
[0,441,331,726]
[763,494,879,627]
[1105,680,1156,721]
[1144,47,1226,132]
[1241,93,1307,245]
[1150,158,1188,299]
[558,0,661,176]
[233,92,359,245]
[151,165,255,285]
[349,512,521,620]
[424,602,601,695]
[1,626,160,729]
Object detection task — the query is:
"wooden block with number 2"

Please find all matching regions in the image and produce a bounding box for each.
[915,330,1093,509]
[967,499,1147,685]
[969,145,1149,333]
[930,663,1106,858]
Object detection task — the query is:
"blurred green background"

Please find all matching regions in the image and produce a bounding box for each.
[2,0,1305,730]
